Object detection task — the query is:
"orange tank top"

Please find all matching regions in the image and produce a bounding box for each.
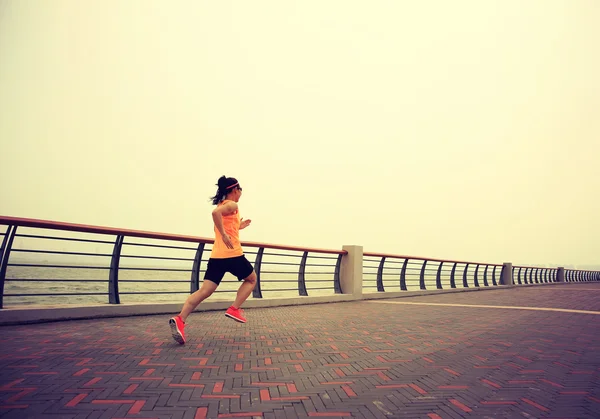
[210,200,243,258]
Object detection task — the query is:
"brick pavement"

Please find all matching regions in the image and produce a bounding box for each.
[1,283,599,418]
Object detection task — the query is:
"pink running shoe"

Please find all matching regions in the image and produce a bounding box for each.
[225,306,247,323]
[169,315,186,344]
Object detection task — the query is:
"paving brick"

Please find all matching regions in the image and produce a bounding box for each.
[1,283,599,418]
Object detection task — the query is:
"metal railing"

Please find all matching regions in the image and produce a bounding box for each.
[363,252,503,291]
[362,254,599,292]
[565,269,599,282]
[0,216,344,308]
[512,265,558,284]
[1,216,598,308]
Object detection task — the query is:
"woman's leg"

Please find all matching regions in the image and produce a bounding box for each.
[232,271,256,309]
[178,280,219,322]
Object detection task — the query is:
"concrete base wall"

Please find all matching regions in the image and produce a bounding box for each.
[0,294,361,325]
[0,282,569,326]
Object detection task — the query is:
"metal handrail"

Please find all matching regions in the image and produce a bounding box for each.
[363,251,503,291]
[0,216,346,254]
[361,252,588,291]
[0,216,345,308]
[364,251,502,267]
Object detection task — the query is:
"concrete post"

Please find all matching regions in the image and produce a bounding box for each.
[501,262,513,285]
[340,245,363,298]
[557,267,565,283]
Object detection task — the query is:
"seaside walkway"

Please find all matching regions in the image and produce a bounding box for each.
[1,283,599,419]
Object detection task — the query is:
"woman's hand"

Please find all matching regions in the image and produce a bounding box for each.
[240,218,252,230]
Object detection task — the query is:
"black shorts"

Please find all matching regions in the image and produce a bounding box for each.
[204,255,254,285]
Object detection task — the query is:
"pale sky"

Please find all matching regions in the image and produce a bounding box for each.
[1,1,599,269]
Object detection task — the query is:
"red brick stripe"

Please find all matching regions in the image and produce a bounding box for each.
[450,399,472,413]
[341,385,356,397]
[195,407,208,419]
[444,368,460,376]
[83,377,102,387]
[128,400,145,415]
[92,400,136,404]
[259,389,270,401]
[539,379,562,388]
[521,398,550,412]
[409,384,427,395]
[481,401,517,405]
[65,393,88,407]
[123,384,138,395]
[481,379,501,389]
[73,368,90,376]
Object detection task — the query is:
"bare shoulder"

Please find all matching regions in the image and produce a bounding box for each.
[213,200,238,216]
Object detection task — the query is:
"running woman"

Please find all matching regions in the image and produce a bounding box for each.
[169,176,256,344]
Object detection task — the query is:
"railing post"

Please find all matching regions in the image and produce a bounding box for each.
[492,265,498,286]
[190,243,205,293]
[529,267,534,284]
[400,259,409,291]
[436,262,444,289]
[0,225,18,310]
[252,247,264,298]
[482,265,489,287]
[298,251,309,296]
[462,264,469,288]
[501,262,513,285]
[333,253,343,294]
[109,235,124,304]
[419,260,427,290]
[450,262,457,288]
[376,257,386,292]
[340,245,363,298]
[473,265,480,287]
[557,267,565,283]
